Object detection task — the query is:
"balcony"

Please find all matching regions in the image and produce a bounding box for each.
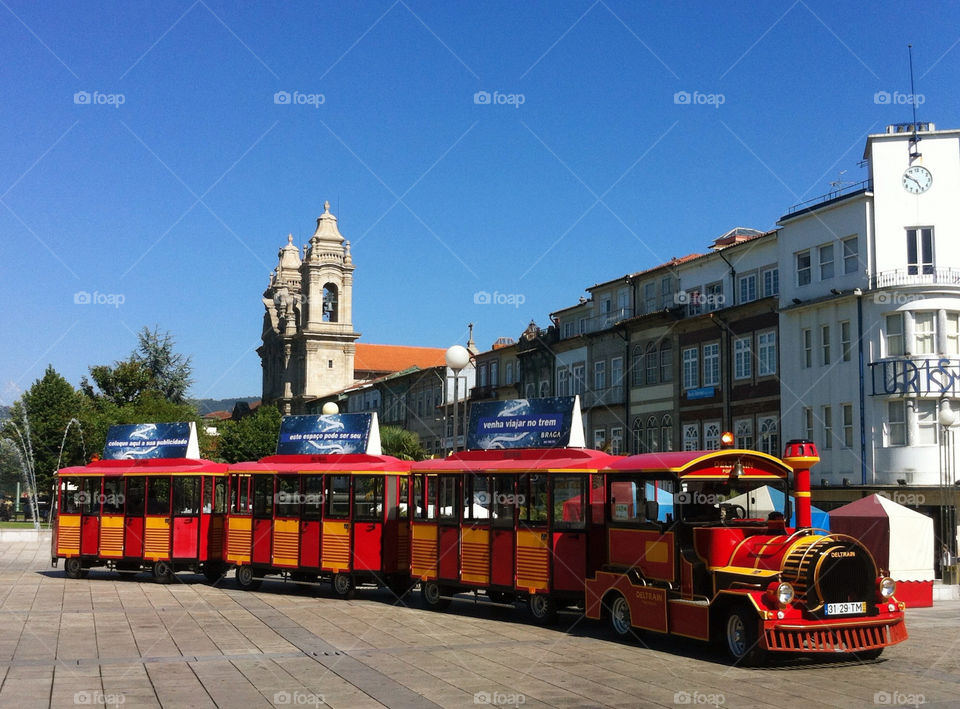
[470,384,499,401]
[582,307,634,335]
[582,385,625,409]
[869,268,960,289]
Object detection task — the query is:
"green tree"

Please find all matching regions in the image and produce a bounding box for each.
[80,359,154,406]
[216,404,281,463]
[379,425,427,461]
[1,365,86,492]
[134,326,193,403]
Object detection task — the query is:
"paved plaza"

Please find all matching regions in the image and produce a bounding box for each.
[0,538,958,709]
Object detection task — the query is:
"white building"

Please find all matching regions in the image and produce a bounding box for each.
[778,123,960,549]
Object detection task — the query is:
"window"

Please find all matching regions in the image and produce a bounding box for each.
[594,361,606,390]
[557,368,570,397]
[917,400,937,445]
[734,336,752,380]
[552,475,586,529]
[563,322,574,339]
[661,276,674,304]
[645,343,658,385]
[762,267,779,297]
[758,416,779,456]
[539,381,549,397]
[682,347,699,389]
[887,401,906,446]
[822,406,833,450]
[703,342,720,387]
[706,282,723,311]
[147,477,170,516]
[682,423,700,451]
[594,429,606,450]
[439,476,458,522]
[738,273,757,304]
[906,227,934,275]
[645,416,658,452]
[843,237,858,274]
[274,475,299,518]
[802,329,812,368]
[703,421,721,450]
[842,403,853,448]
[661,415,673,452]
[803,407,814,440]
[687,288,702,316]
[463,475,490,521]
[578,318,586,334]
[948,313,960,355]
[326,475,350,518]
[821,325,831,366]
[631,346,644,386]
[735,418,754,449]
[660,340,673,382]
[490,361,499,385]
[840,321,851,362]
[885,314,904,356]
[302,475,323,520]
[797,250,811,286]
[478,365,488,387]
[492,475,516,526]
[572,364,585,395]
[353,476,383,520]
[915,312,936,354]
[173,476,200,516]
[632,419,643,453]
[611,357,624,387]
[819,244,834,280]
[644,282,657,313]
[610,427,624,455]
[617,287,630,312]
[757,330,776,376]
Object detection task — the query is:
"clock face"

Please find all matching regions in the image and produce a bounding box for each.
[902,165,932,194]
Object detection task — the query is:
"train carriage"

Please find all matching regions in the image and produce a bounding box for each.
[225,413,413,596]
[587,437,908,663]
[52,423,229,583]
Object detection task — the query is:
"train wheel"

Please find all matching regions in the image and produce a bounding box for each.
[421,581,451,610]
[331,573,356,599]
[724,606,765,665]
[608,594,633,638]
[528,595,558,624]
[152,561,175,584]
[235,565,261,591]
[202,562,226,584]
[64,557,84,580]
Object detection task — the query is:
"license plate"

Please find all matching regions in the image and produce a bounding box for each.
[825,601,866,616]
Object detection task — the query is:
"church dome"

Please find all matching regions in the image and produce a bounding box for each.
[311,201,345,245]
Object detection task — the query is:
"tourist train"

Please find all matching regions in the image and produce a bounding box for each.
[50,398,907,664]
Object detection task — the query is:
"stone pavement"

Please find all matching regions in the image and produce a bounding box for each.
[1,539,959,709]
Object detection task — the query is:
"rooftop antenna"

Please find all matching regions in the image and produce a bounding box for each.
[830,169,856,192]
[908,44,921,159]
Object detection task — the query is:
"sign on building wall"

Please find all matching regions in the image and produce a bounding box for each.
[870,359,960,396]
[103,422,199,459]
[467,396,584,450]
[276,413,380,455]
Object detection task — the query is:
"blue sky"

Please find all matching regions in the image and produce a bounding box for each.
[2,1,959,402]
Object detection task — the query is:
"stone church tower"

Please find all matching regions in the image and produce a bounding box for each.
[258,202,360,414]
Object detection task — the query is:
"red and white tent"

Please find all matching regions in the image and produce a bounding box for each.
[829,494,935,607]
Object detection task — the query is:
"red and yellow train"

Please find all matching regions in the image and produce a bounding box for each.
[51,402,907,664]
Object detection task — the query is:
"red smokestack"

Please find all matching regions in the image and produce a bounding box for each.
[783,439,820,529]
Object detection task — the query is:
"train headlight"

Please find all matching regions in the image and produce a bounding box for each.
[878,577,896,599]
[766,581,794,607]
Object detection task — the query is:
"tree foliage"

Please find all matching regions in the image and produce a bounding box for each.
[379,425,427,461]
[216,404,281,463]
[134,326,193,403]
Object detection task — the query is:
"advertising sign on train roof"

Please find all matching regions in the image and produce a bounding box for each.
[276,413,381,455]
[466,396,584,450]
[103,422,199,460]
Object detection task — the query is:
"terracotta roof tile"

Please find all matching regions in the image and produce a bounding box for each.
[354,343,446,374]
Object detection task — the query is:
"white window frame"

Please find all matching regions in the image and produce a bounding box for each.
[840,321,851,362]
[702,342,720,387]
[841,403,854,448]
[738,273,757,305]
[822,405,833,450]
[917,399,937,446]
[703,420,721,451]
[906,227,934,276]
[757,330,776,376]
[734,336,752,380]
[682,423,700,451]
[594,361,606,390]
[885,314,904,357]
[821,325,831,366]
[682,347,699,390]
[914,312,936,355]
[797,250,811,286]
[758,416,779,456]
[762,267,779,297]
[842,236,858,274]
[802,328,812,368]
[611,426,624,455]
[886,400,906,447]
[819,243,835,280]
[734,418,754,449]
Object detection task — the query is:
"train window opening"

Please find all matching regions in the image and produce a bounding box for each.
[173,476,200,516]
[327,475,350,518]
[202,476,214,513]
[398,476,409,519]
[491,475,516,527]
[439,476,458,522]
[102,478,124,515]
[253,475,273,518]
[464,474,491,521]
[427,476,438,520]
[354,476,383,520]
[60,478,82,514]
[230,475,251,515]
[147,477,170,516]
[276,474,300,517]
[302,475,323,520]
[213,478,226,513]
[676,477,787,523]
[552,475,586,530]
[82,477,101,516]
[125,477,146,516]
[520,474,548,525]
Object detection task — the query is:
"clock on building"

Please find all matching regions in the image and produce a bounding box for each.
[902,165,932,194]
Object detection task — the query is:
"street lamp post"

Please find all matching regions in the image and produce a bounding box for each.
[938,399,957,576]
[446,345,471,453]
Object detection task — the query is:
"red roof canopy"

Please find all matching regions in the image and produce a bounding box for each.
[230,453,410,473]
[57,458,228,477]
[412,447,615,473]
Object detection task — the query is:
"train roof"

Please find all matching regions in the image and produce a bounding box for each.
[411,447,614,473]
[229,453,410,474]
[606,449,792,478]
[56,458,228,476]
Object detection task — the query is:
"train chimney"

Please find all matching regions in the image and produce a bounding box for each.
[782,439,820,529]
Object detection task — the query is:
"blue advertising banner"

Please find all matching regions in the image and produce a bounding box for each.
[466,397,583,450]
[103,422,198,459]
[276,414,378,455]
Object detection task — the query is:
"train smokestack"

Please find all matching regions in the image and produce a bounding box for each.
[783,440,820,529]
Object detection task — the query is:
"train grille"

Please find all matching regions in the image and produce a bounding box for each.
[57,525,80,555]
[322,534,350,568]
[765,619,907,652]
[227,526,251,561]
[273,528,299,566]
[99,524,124,557]
[516,545,549,590]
